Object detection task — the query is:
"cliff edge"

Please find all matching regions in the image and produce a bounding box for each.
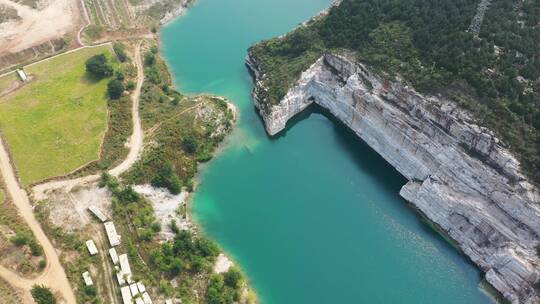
[247,52,540,303]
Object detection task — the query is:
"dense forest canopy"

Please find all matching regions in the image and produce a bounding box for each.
[250,0,540,185]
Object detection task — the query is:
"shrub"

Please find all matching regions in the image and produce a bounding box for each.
[85,54,113,79]
[84,25,103,39]
[29,241,43,256]
[31,285,56,304]
[169,219,180,234]
[10,231,30,246]
[224,267,243,289]
[151,162,182,194]
[126,80,136,91]
[113,42,127,62]
[171,95,180,106]
[83,285,97,297]
[115,70,125,81]
[108,79,125,99]
[151,222,161,233]
[144,52,156,66]
[181,133,198,154]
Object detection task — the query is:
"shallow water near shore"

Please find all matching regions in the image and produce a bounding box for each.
[161,0,493,303]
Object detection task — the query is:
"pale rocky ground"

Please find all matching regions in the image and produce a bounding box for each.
[133,184,193,240]
[0,0,79,53]
[248,52,540,303]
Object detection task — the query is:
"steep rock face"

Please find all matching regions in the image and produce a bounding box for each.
[247,52,540,303]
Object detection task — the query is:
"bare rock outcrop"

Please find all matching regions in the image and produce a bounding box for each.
[247,52,540,303]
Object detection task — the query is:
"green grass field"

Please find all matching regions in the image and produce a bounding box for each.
[0,46,114,185]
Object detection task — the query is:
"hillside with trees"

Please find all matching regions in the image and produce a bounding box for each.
[249,0,540,185]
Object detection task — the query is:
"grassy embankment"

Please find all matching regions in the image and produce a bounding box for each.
[250,0,540,185]
[0,46,112,185]
[0,181,45,276]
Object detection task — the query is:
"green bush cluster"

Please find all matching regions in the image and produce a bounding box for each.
[150,230,219,276]
[206,268,244,304]
[31,285,56,304]
[113,42,128,62]
[10,231,43,256]
[85,54,113,79]
[151,162,182,194]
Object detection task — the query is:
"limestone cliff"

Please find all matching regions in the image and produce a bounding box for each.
[247,52,540,303]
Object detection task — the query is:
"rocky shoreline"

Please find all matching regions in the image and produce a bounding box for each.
[246,51,540,303]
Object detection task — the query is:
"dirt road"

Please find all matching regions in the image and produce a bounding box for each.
[0,43,144,303]
[32,43,144,200]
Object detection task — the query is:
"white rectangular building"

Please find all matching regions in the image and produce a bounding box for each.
[82,271,93,286]
[104,221,121,247]
[129,283,139,296]
[109,248,119,265]
[142,292,153,304]
[120,286,132,304]
[16,69,27,82]
[88,206,108,222]
[136,282,146,293]
[85,240,98,256]
[135,298,145,304]
[116,268,126,286]
[119,254,133,284]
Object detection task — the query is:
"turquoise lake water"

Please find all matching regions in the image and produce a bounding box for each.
[161,0,494,303]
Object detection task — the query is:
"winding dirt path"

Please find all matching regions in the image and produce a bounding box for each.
[32,43,144,200]
[0,43,144,302]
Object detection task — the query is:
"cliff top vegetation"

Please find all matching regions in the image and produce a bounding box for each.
[249,0,540,186]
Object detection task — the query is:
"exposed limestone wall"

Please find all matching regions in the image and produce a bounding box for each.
[247,52,540,303]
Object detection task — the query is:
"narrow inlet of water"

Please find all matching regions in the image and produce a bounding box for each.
[161,0,494,303]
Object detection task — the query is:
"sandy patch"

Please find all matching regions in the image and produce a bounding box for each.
[213,253,233,274]
[0,0,79,53]
[46,184,112,232]
[133,184,192,240]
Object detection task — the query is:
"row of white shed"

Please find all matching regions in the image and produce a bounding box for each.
[86,207,154,304]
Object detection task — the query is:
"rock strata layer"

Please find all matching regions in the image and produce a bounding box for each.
[247,52,540,303]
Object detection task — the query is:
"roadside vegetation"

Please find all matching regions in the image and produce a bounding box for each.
[250,0,540,186]
[0,46,113,185]
[31,285,56,304]
[0,180,45,276]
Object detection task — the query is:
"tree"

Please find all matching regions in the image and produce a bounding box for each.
[181,133,198,154]
[144,52,156,66]
[126,80,136,91]
[107,79,125,99]
[10,231,30,246]
[224,267,243,289]
[31,285,56,304]
[85,54,113,78]
[113,42,127,62]
[151,162,182,194]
